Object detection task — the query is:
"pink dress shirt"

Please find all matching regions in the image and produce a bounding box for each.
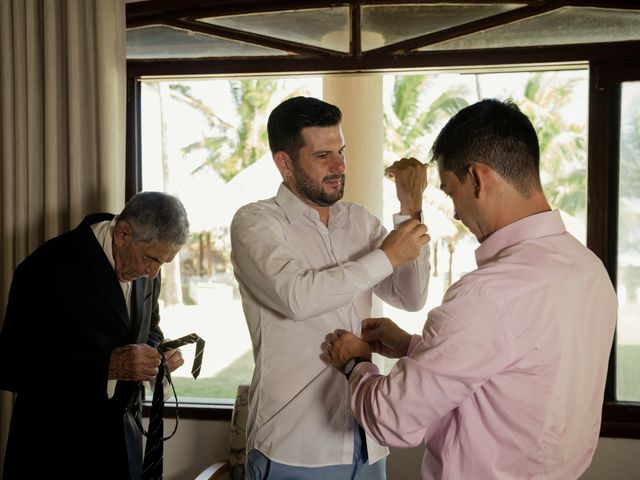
[350,210,617,479]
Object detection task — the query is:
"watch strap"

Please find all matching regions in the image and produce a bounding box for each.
[344,356,370,379]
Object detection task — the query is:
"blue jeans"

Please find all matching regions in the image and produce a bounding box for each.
[246,424,386,480]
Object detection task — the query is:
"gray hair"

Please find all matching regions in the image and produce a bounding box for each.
[117,191,189,246]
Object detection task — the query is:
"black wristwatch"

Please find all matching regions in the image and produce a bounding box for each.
[342,357,370,379]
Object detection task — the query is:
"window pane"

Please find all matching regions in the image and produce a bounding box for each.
[200,7,350,53]
[380,69,588,372]
[127,25,287,59]
[617,81,640,402]
[420,7,640,51]
[141,77,322,401]
[361,3,523,51]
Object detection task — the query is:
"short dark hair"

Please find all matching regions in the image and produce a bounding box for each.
[267,96,342,159]
[117,191,189,246]
[431,99,542,195]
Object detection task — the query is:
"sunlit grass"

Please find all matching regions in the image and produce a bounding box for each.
[618,344,640,401]
[171,349,254,399]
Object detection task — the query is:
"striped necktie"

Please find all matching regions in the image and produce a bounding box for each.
[141,333,205,479]
[159,333,205,378]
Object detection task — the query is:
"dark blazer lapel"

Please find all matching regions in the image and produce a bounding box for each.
[75,214,131,331]
[131,278,146,342]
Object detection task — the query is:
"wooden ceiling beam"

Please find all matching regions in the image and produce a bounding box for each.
[161,19,348,58]
[363,3,560,56]
[127,40,640,77]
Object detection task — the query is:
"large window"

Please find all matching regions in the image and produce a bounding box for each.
[141,77,322,401]
[617,81,640,402]
[380,68,588,371]
[140,68,590,402]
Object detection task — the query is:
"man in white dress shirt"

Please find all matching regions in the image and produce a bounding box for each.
[230,96,431,479]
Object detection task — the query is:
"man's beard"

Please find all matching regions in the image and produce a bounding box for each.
[292,165,345,207]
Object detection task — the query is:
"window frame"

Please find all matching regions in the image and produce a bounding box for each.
[127,45,640,435]
[588,59,640,439]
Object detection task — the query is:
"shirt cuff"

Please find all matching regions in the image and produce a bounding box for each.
[348,359,380,386]
[393,211,424,227]
[107,379,117,399]
[359,248,394,283]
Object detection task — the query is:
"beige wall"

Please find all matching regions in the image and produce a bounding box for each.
[164,421,640,480]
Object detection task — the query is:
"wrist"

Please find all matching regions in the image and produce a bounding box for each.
[380,246,399,268]
[398,205,422,218]
[342,356,370,379]
[399,196,423,215]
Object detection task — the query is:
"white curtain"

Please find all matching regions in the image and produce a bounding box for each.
[0,0,126,473]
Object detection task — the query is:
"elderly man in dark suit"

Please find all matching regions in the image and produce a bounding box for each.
[0,191,190,479]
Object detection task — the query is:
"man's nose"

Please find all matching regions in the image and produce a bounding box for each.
[331,154,346,174]
[453,210,460,221]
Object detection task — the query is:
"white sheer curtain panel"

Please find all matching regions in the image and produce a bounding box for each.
[0,0,126,473]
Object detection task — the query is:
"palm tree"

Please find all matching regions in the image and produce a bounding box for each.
[228,79,278,174]
[385,75,468,160]
[517,72,587,217]
[384,74,469,283]
[158,79,312,281]
[179,79,292,181]
[146,82,183,305]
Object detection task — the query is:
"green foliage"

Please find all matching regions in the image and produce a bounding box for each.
[620,93,640,198]
[518,72,587,216]
[229,79,278,173]
[618,344,640,401]
[618,91,640,258]
[172,79,312,182]
[385,75,468,160]
[171,349,254,399]
[171,80,280,181]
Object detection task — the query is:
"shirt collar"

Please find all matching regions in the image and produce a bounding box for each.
[91,217,132,286]
[275,182,348,228]
[475,210,565,266]
[91,217,118,270]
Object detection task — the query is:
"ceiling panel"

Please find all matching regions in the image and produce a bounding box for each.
[420,7,640,51]
[199,7,351,53]
[361,3,525,51]
[127,25,288,58]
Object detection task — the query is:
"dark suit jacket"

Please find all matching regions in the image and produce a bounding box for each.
[0,213,163,480]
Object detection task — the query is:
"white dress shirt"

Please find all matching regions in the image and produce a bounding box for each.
[230,183,430,467]
[91,218,132,399]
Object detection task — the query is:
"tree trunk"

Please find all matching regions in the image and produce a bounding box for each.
[433,239,439,277]
[446,240,455,290]
[156,83,183,305]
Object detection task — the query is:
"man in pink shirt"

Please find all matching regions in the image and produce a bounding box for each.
[322,99,617,479]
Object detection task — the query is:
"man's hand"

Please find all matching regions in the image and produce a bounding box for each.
[362,317,411,359]
[385,157,427,218]
[108,344,161,381]
[164,348,185,374]
[321,329,371,371]
[380,219,430,267]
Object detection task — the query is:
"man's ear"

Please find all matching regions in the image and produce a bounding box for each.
[113,220,132,247]
[467,163,491,198]
[274,151,293,180]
